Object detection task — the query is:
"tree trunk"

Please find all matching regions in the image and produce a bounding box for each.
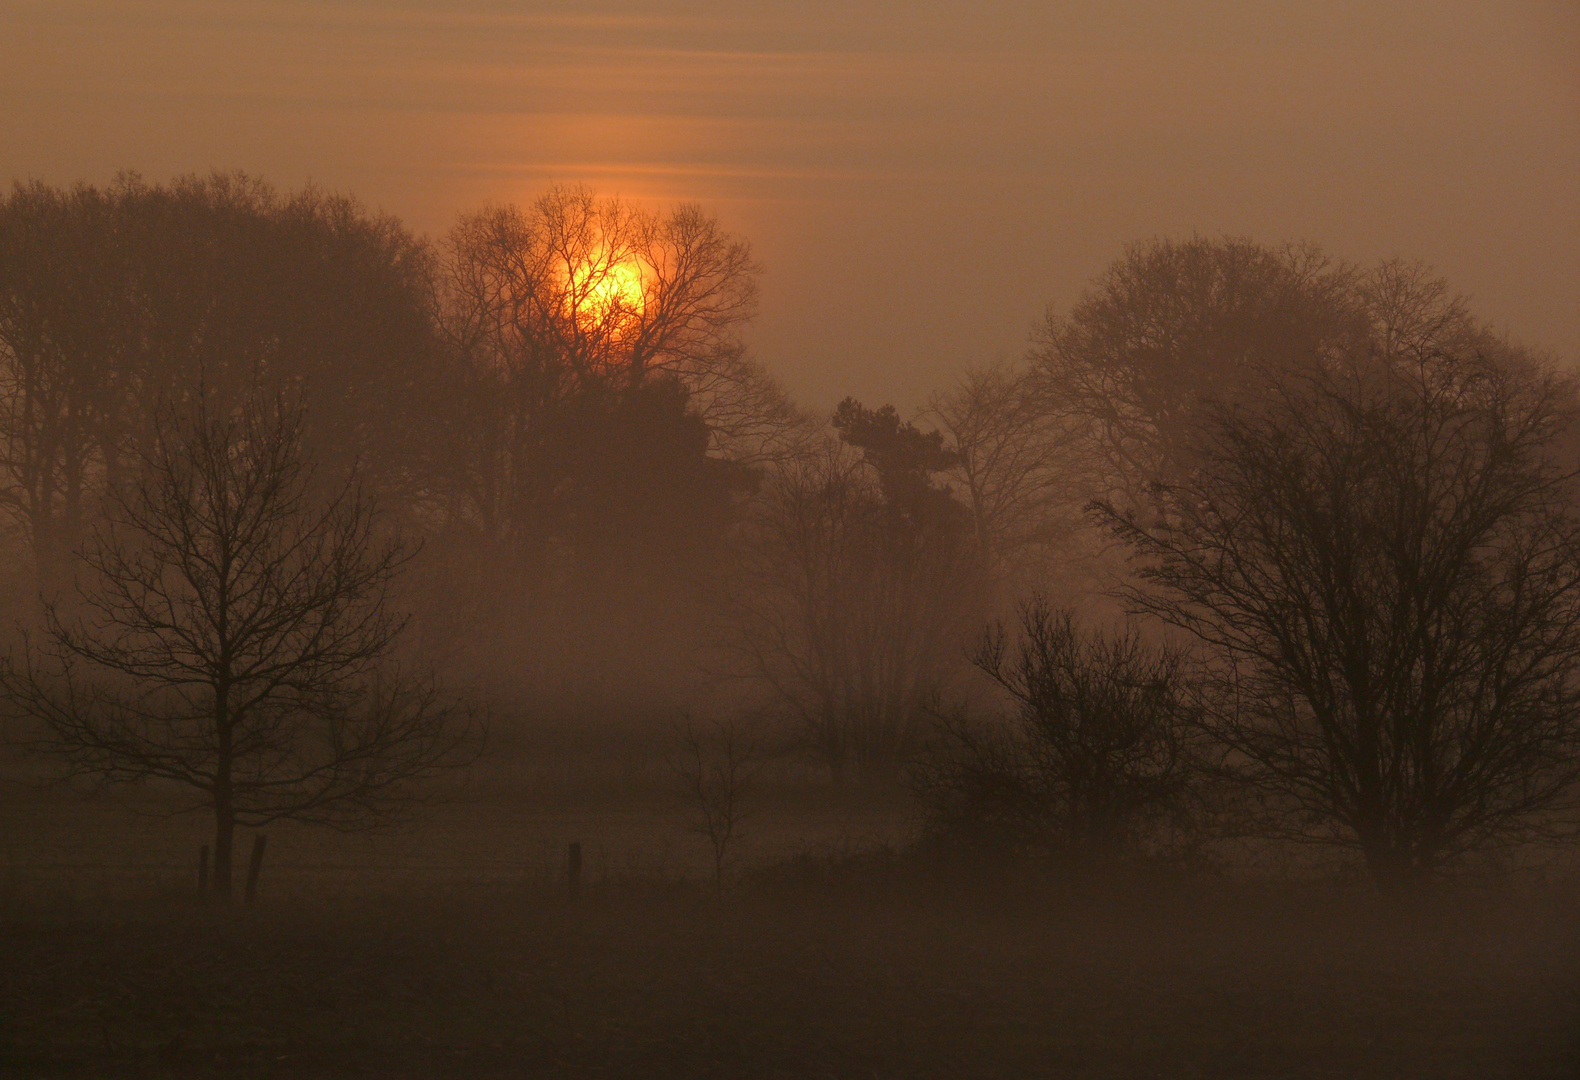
[244,834,268,905]
[212,803,236,903]
[1361,836,1433,904]
[214,696,234,902]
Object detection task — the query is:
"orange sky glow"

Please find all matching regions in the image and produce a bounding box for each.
[3,0,1577,410]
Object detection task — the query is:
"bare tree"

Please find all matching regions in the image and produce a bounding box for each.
[1101,346,1580,893]
[729,438,983,781]
[1031,237,1363,513]
[438,186,765,485]
[674,719,762,884]
[0,396,470,901]
[914,599,1202,867]
[426,187,779,704]
[924,360,1078,591]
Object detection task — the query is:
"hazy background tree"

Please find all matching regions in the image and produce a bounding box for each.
[924,360,1079,602]
[1103,341,1580,892]
[0,180,136,589]
[1031,237,1364,514]
[0,173,445,596]
[0,396,468,900]
[730,404,986,781]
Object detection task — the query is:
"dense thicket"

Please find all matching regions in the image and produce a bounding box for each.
[913,599,1204,867]
[0,174,443,591]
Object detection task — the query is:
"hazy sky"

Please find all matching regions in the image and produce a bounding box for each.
[3,0,1577,412]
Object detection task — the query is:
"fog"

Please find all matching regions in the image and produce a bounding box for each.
[2,4,1580,1078]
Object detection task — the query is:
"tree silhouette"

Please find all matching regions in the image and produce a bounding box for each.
[1102,348,1580,893]
[1032,237,1364,513]
[0,174,444,589]
[832,397,958,508]
[674,719,762,884]
[914,599,1201,867]
[922,361,1078,593]
[0,396,469,901]
[427,187,772,705]
[732,408,984,781]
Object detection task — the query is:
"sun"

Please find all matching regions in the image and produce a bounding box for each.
[573,256,646,327]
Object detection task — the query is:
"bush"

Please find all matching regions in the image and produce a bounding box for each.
[912,599,1209,871]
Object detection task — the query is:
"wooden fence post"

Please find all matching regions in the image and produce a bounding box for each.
[244,834,268,905]
[566,841,582,898]
[198,844,209,896]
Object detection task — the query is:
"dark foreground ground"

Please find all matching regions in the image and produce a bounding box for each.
[3,867,1578,1080]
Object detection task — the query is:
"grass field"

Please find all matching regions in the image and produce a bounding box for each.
[0,762,913,903]
[3,775,1579,1078]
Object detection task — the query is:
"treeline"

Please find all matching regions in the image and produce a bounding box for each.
[2,172,1578,893]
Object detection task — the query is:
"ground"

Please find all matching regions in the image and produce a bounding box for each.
[2,773,1579,1078]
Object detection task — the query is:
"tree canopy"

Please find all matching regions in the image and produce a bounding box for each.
[0,396,468,899]
[0,173,444,586]
[1102,347,1580,889]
